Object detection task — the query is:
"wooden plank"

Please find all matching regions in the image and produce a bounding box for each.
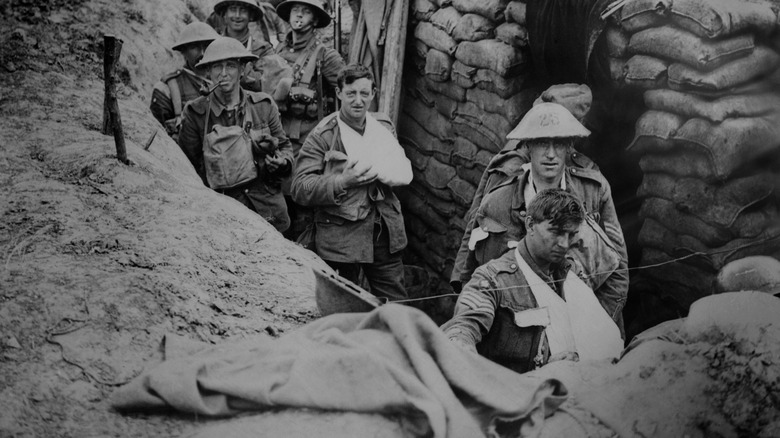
[103,34,129,165]
[378,0,409,126]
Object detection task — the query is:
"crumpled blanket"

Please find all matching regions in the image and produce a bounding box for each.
[111,304,567,438]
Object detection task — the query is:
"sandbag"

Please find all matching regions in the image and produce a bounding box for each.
[672,114,780,180]
[414,21,458,55]
[533,83,592,122]
[413,0,439,21]
[451,136,479,166]
[447,176,477,208]
[669,0,779,39]
[455,39,526,77]
[402,96,456,142]
[398,112,456,163]
[404,141,429,171]
[452,101,509,153]
[495,22,529,48]
[425,76,467,102]
[638,150,714,181]
[605,25,630,58]
[628,26,755,71]
[640,196,775,246]
[418,156,456,189]
[716,255,780,294]
[425,48,454,82]
[413,80,458,118]
[504,1,526,24]
[643,89,780,123]
[627,110,686,154]
[473,68,526,99]
[451,60,477,88]
[451,14,494,42]
[617,0,671,33]
[637,172,775,229]
[467,87,535,125]
[430,7,462,35]
[413,40,430,60]
[668,45,780,92]
[624,54,669,89]
[451,0,509,22]
[640,248,717,307]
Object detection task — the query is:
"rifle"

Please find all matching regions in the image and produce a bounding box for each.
[332,0,341,112]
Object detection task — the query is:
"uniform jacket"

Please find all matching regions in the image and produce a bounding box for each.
[150,67,209,131]
[451,148,628,332]
[442,243,572,374]
[275,30,345,142]
[178,89,293,229]
[291,112,408,263]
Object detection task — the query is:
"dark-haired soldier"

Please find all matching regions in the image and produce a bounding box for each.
[291,65,412,301]
[442,189,624,373]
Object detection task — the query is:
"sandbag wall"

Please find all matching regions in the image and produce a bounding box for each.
[607,0,780,308]
[397,0,535,286]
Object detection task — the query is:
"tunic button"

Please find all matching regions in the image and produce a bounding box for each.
[290,49,294,52]
[572,153,577,158]
[244,189,249,193]
[479,280,490,289]
[571,168,577,173]
[510,264,517,270]
[519,211,526,217]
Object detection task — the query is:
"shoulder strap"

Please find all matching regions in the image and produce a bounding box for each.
[167,77,183,116]
[296,43,327,87]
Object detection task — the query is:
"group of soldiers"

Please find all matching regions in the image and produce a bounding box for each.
[149,0,630,375]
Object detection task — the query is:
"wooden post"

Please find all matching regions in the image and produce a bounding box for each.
[102,34,129,165]
[378,0,409,127]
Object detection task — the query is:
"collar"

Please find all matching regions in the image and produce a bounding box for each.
[283,29,316,51]
[338,110,366,134]
[517,239,568,292]
[209,88,247,118]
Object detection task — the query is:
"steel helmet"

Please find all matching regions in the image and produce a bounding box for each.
[172,22,220,51]
[214,0,263,21]
[276,0,331,28]
[506,102,591,140]
[195,36,259,69]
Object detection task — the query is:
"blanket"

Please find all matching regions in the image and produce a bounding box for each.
[111,304,568,438]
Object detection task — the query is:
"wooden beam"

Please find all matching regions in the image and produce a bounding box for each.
[102,34,129,165]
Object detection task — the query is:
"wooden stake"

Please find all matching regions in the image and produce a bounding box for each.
[102,34,129,165]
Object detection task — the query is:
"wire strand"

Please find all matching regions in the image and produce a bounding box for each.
[390,234,780,304]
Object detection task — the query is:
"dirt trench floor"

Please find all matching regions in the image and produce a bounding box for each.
[0,1,373,436]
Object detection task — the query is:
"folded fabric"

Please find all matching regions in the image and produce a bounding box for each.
[112,304,568,438]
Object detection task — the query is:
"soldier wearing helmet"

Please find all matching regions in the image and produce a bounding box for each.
[273,0,346,241]
[442,188,624,374]
[178,37,294,232]
[451,97,630,339]
[150,22,219,141]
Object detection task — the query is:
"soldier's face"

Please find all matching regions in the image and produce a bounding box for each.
[225,5,251,33]
[526,218,579,266]
[289,4,316,32]
[528,140,568,182]
[181,43,209,70]
[209,60,241,93]
[337,78,375,121]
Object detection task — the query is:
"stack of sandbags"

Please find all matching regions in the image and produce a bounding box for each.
[606,0,780,307]
[400,0,536,281]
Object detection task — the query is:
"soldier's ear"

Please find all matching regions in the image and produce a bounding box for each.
[525,216,534,231]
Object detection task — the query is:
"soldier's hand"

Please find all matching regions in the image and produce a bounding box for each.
[340,160,378,189]
[264,153,287,174]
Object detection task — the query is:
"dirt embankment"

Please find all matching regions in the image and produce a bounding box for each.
[0,1,329,436]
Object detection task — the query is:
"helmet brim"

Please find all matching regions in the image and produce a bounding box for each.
[276,0,331,28]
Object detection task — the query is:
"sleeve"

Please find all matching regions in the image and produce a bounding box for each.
[450,165,496,289]
[291,127,347,207]
[441,269,500,348]
[595,181,629,338]
[150,81,173,126]
[267,99,293,169]
[177,103,208,186]
[322,47,346,89]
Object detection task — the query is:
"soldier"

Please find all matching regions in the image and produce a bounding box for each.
[451,102,630,338]
[208,0,289,48]
[291,65,413,301]
[443,189,624,373]
[178,37,293,232]
[274,0,346,239]
[150,22,219,141]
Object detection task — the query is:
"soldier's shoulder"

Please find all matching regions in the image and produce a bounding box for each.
[184,95,209,115]
[370,111,394,126]
[247,91,274,104]
[312,112,340,134]
[161,69,184,83]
